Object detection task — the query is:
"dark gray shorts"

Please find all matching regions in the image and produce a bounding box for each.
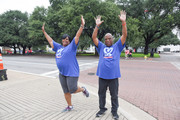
[59,73,78,94]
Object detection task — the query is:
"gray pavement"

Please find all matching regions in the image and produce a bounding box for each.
[0,68,156,120]
[0,70,128,120]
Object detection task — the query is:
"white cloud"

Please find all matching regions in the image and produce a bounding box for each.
[0,0,50,14]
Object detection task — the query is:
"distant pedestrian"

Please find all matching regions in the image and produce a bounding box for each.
[92,10,127,120]
[129,49,132,58]
[42,15,89,112]
[125,47,129,59]
[28,49,32,55]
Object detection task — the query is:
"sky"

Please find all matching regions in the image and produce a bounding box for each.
[0,0,50,14]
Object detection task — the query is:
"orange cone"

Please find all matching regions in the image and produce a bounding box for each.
[0,54,4,70]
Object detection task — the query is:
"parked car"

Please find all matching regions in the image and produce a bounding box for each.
[6,50,12,54]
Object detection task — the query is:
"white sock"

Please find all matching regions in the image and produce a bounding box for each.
[69,106,73,108]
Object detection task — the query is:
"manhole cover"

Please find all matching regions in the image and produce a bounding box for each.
[88,73,95,75]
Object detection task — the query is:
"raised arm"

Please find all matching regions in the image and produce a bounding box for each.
[92,15,104,47]
[119,10,127,45]
[42,23,54,49]
[75,15,85,45]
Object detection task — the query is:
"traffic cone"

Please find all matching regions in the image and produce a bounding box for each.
[0,53,8,81]
[0,54,4,70]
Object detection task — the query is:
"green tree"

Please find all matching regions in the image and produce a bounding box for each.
[47,0,123,55]
[48,0,123,40]
[49,0,70,10]
[28,6,48,53]
[118,0,180,54]
[47,0,71,41]
[0,10,28,54]
[78,35,92,51]
[149,32,180,49]
[126,17,144,52]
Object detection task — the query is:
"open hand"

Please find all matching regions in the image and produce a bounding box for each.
[94,15,104,27]
[42,22,45,32]
[118,10,126,22]
[81,15,85,26]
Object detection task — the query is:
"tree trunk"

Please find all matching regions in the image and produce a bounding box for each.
[18,47,21,54]
[144,43,149,54]
[80,46,84,52]
[22,46,26,55]
[13,46,16,54]
[155,48,157,53]
[150,48,154,57]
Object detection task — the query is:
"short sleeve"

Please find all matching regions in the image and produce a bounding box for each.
[53,41,62,52]
[95,40,104,54]
[71,37,79,51]
[115,38,125,52]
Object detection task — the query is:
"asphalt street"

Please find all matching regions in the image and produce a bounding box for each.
[3,55,99,78]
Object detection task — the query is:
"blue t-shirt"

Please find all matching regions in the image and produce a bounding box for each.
[95,38,125,79]
[53,37,79,77]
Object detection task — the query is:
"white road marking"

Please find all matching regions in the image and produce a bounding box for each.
[171,62,180,70]
[9,69,56,78]
[40,61,98,76]
[41,70,59,76]
[4,61,57,66]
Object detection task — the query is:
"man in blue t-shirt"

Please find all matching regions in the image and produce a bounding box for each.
[92,11,127,120]
[42,16,89,112]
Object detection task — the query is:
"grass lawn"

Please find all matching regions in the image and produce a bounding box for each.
[77,52,160,58]
[25,51,160,58]
[120,52,160,58]
[77,53,95,56]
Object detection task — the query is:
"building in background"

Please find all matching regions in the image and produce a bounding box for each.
[157,45,180,53]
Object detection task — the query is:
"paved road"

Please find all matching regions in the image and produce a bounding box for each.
[3,53,180,73]
[156,53,180,62]
[3,56,99,77]
[154,53,180,70]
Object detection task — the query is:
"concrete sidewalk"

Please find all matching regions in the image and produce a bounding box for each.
[0,69,156,120]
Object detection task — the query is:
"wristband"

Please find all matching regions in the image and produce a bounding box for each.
[96,25,100,29]
[122,22,126,26]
